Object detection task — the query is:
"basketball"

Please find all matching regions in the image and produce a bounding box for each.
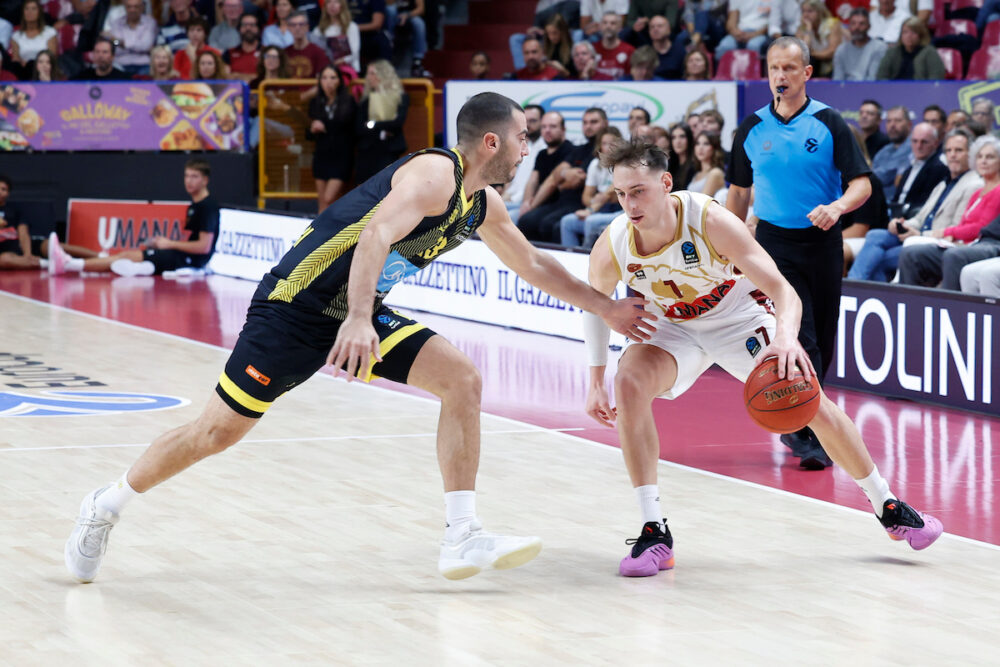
[744,357,821,434]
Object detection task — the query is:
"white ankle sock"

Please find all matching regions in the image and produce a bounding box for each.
[39,259,49,269]
[635,484,663,526]
[96,471,140,515]
[855,466,894,517]
[444,490,477,541]
[66,258,85,272]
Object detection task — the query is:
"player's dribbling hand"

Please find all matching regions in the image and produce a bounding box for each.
[756,334,815,381]
[586,384,617,427]
[807,201,844,231]
[601,296,657,342]
[327,317,383,382]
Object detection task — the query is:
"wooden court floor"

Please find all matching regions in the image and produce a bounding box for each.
[2,292,1000,665]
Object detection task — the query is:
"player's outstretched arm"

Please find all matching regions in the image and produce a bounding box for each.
[583,226,622,427]
[476,188,656,342]
[327,154,456,380]
[704,202,814,381]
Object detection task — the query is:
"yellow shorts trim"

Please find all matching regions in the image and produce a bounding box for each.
[218,372,274,414]
[358,322,428,382]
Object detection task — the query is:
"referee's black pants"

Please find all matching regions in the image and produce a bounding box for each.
[755,220,843,385]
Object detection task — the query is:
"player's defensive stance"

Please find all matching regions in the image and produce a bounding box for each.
[583,140,942,577]
[65,93,657,583]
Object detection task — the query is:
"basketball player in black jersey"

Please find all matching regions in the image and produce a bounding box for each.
[65,92,658,583]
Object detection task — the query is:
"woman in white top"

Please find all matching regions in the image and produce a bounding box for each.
[795,0,841,78]
[688,131,726,197]
[10,0,58,66]
[559,127,624,249]
[312,0,360,74]
[262,0,296,48]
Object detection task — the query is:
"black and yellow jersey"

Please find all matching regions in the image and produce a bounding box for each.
[259,147,488,319]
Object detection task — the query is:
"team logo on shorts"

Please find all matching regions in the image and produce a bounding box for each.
[245,364,271,386]
[681,241,699,265]
[376,314,400,329]
[745,337,762,357]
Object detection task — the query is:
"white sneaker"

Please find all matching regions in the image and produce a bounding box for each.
[438,520,542,580]
[65,487,119,583]
[47,232,70,275]
[110,259,155,277]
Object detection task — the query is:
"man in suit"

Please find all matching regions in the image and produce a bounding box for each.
[887,122,948,221]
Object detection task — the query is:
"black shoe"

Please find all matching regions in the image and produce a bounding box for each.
[798,441,832,470]
[619,520,674,577]
[780,427,813,457]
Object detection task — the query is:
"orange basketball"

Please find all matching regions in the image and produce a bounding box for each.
[744,357,821,434]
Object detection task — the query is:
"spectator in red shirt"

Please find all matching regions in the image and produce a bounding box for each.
[284,10,329,78]
[513,36,560,81]
[593,11,634,79]
[226,11,261,82]
[174,17,219,79]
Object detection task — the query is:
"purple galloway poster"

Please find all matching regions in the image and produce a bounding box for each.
[0,80,248,152]
[743,80,1000,131]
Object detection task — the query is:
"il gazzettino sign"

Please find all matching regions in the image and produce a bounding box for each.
[832,281,997,416]
[208,209,310,281]
[444,80,739,149]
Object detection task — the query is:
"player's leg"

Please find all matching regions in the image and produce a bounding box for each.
[394,327,542,579]
[38,236,98,259]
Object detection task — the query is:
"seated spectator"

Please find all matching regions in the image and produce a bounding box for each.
[687,111,702,135]
[688,131,726,197]
[898,136,1000,290]
[542,13,573,78]
[533,0,581,31]
[518,110,572,222]
[868,0,905,45]
[349,0,390,69]
[960,256,1000,296]
[209,0,242,51]
[252,43,290,87]
[106,0,157,76]
[174,17,217,78]
[513,36,561,80]
[161,0,203,52]
[680,0,727,54]
[503,104,545,222]
[716,0,771,59]
[947,109,969,134]
[971,98,996,135]
[876,17,944,81]
[225,11,261,82]
[313,0,360,75]
[0,15,11,52]
[29,49,66,80]
[248,44,292,146]
[10,0,58,69]
[196,48,227,78]
[560,126,624,249]
[647,14,688,79]
[468,50,490,79]
[0,175,97,272]
[627,106,650,138]
[796,0,840,78]
[833,8,885,81]
[649,125,670,152]
[682,47,712,79]
[622,45,662,80]
[870,105,912,201]
[858,99,888,162]
[73,37,133,79]
[841,126,888,271]
[923,104,946,142]
[149,44,181,79]
[624,0,679,46]
[593,11,633,79]
[886,121,948,220]
[581,0,627,41]
[354,59,408,182]
[262,0,295,47]
[768,0,800,41]
[850,128,980,282]
[285,10,328,77]
[49,160,220,277]
[389,0,429,77]
[667,122,695,190]
[509,25,544,71]
[307,64,357,211]
[569,40,612,80]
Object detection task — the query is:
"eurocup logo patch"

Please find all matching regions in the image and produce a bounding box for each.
[0,391,189,417]
[745,337,762,357]
[681,241,699,265]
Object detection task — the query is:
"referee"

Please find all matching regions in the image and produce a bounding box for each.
[726,36,871,470]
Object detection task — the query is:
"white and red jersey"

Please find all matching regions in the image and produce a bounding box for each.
[606,190,744,324]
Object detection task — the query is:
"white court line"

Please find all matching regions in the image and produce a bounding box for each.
[0,427,584,453]
[3,289,998,552]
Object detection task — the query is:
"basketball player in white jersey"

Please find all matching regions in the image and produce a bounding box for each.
[583,140,943,577]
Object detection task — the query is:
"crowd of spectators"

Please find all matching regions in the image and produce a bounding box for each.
[0,0,429,82]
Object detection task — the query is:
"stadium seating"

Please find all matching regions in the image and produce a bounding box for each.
[966,45,1000,78]
[713,49,763,80]
[936,19,978,39]
[938,47,964,79]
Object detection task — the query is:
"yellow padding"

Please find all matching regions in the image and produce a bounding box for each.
[218,372,273,414]
[358,323,427,382]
